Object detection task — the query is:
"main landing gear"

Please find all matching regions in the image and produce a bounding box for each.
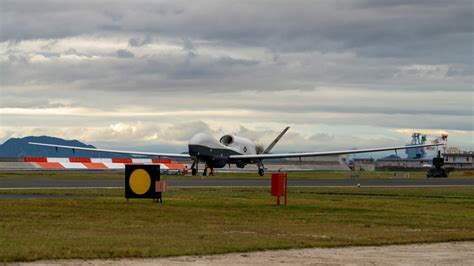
[257,160,265,176]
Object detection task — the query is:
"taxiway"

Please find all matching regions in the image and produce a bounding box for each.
[1,177,473,190]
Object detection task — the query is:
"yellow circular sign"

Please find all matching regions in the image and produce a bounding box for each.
[129,169,151,195]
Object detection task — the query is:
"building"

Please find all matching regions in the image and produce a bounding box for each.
[443,148,474,169]
[375,155,431,170]
[353,158,375,171]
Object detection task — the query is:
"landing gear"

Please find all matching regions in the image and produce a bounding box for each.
[191,160,198,176]
[202,166,214,176]
[257,160,265,177]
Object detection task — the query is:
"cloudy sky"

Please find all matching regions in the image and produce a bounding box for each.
[0,0,472,155]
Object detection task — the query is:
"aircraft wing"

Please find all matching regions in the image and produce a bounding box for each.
[28,142,192,158]
[229,143,444,160]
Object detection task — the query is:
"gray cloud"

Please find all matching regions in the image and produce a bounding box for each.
[128,36,153,47]
[2,1,471,61]
[116,49,134,58]
[181,38,194,51]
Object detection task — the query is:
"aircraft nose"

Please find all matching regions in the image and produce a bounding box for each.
[188,132,212,146]
[188,133,212,157]
[188,133,222,157]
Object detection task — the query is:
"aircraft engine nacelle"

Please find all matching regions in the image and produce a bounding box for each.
[220,134,256,155]
[219,135,234,145]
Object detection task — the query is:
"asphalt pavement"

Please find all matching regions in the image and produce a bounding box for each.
[1,177,473,190]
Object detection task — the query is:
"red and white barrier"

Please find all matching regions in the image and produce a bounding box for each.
[24,157,186,170]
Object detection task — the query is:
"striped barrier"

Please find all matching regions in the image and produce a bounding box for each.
[23,157,186,170]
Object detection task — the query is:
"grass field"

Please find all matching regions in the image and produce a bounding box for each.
[0,187,473,262]
[0,170,472,179]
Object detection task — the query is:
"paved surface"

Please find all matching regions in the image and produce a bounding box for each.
[17,242,474,265]
[1,177,473,190]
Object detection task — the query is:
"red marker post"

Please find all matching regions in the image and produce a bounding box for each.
[271,173,288,206]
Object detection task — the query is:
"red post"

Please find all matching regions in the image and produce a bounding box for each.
[284,173,287,206]
[271,173,288,206]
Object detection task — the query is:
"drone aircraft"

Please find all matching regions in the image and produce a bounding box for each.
[29,127,445,176]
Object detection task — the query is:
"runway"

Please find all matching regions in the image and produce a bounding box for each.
[1,177,473,190]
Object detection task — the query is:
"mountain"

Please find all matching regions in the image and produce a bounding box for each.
[0,136,129,158]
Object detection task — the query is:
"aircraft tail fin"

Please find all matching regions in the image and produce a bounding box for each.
[263,126,290,154]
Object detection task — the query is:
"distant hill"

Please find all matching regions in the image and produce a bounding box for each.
[0,136,130,158]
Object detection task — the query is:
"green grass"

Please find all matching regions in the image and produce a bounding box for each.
[0,187,473,262]
[0,170,472,180]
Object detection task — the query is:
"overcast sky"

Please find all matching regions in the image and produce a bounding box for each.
[0,0,472,154]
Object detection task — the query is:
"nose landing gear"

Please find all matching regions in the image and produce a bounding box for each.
[191,160,198,176]
[202,166,214,176]
[191,160,215,176]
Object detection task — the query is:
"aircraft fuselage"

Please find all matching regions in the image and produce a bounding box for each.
[188,132,258,168]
